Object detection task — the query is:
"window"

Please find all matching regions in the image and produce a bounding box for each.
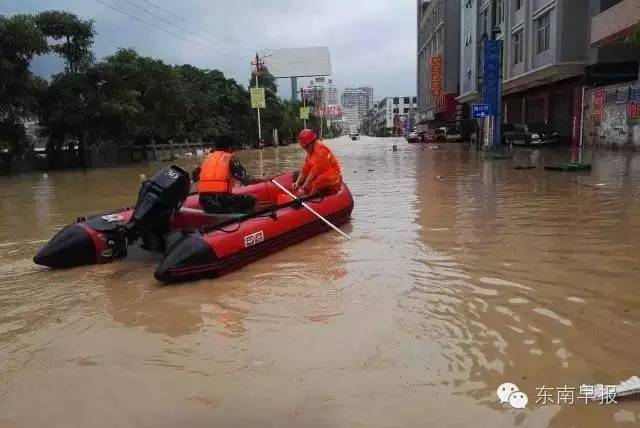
[537,12,551,53]
[413,97,417,103]
[404,97,410,104]
[404,108,410,114]
[513,30,524,64]
[393,97,399,104]
[480,9,489,36]
[393,108,399,114]
[515,0,522,11]
[497,0,504,25]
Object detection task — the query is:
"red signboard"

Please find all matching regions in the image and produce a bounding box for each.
[593,111,602,126]
[431,56,443,98]
[627,103,640,124]
[316,105,343,117]
[435,93,458,114]
[593,89,605,109]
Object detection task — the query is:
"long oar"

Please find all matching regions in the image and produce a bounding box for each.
[271,179,351,240]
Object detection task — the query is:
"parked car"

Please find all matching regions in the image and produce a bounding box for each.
[444,126,463,142]
[406,131,420,144]
[426,128,447,143]
[508,122,559,146]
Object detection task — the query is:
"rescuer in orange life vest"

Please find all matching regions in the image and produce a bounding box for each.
[193,136,263,214]
[292,129,342,197]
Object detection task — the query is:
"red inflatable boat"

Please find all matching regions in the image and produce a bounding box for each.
[34,165,354,284]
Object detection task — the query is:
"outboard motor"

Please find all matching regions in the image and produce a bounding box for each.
[128,164,191,251]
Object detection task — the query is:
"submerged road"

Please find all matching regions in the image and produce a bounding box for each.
[1,136,640,427]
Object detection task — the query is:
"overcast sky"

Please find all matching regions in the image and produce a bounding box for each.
[3,0,417,101]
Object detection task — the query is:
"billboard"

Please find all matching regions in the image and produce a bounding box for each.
[260,47,331,78]
[431,55,442,98]
[316,105,343,117]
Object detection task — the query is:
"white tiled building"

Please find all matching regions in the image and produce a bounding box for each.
[341,86,375,132]
[375,96,418,133]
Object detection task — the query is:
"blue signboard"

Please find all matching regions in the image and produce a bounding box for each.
[483,40,501,116]
[403,115,413,136]
[472,104,490,119]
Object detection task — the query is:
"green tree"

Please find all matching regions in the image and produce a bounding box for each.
[0,14,48,157]
[35,10,95,74]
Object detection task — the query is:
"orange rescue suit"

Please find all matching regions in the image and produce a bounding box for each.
[302,141,342,194]
[198,151,234,193]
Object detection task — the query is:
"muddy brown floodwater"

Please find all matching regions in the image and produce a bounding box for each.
[1,136,640,427]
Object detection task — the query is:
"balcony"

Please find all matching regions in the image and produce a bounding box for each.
[591,0,640,47]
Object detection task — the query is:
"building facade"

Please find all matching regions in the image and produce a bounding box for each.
[304,77,338,106]
[341,86,375,132]
[374,97,418,135]
[456,0,640,143]
[417,0,461,125]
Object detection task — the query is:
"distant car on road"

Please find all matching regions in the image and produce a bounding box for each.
[443,126,463,142]
[349,132,360,141]
[509,122,559,146]
[426,128,446,143]
[406,131,420,144]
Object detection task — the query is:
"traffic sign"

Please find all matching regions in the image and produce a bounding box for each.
[250,87,266,109]
[300,107,309,120]
[483,40,501,115]
[472,104,490,119]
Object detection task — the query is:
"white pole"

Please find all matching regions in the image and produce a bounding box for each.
[255,73,262,146]
[579,86,586,148]
[303,92,307,129]
[579,86,587,163]
[271,179,351,240]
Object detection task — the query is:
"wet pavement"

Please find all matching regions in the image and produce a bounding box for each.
[1,136,640,427]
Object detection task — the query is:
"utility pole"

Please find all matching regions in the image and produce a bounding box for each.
[300,88,307,129]
[252,53,263,148]
[251,52,271,148]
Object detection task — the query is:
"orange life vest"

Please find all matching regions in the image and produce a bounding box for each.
[199,151,234,193]
[302,141,342,188]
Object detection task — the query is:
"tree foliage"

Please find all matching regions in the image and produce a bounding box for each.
[0,14,48,154]
[34,10,95,74]
[1,10,310,169]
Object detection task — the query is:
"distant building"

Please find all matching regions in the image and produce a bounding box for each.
[456,0,640,144]
[341,86,375,132]
[375,96,418,135]
[305,77,338,106]
[416,0,461,125]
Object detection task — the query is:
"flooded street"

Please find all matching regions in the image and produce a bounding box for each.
[1,136,640,427]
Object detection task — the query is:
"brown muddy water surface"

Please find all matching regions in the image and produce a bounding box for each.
[1,136,640,427]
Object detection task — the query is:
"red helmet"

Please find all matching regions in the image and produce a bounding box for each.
[297,129,317,147]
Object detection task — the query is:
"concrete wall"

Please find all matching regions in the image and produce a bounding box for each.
[584,81,640,147]
[444,0,461,94]
[559,0,589,62]
[459,0,477,97]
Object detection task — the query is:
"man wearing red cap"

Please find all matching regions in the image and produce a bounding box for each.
[292,129,342,196]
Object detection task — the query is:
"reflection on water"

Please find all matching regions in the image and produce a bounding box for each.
[1,138,640,427]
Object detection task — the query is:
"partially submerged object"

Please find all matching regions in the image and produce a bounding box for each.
[581,376,640,402]
[544,163,592,172]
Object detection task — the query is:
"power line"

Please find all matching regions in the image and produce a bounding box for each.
[138,0,257,53]
[93,0,246,63]
[117,0,234,56]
